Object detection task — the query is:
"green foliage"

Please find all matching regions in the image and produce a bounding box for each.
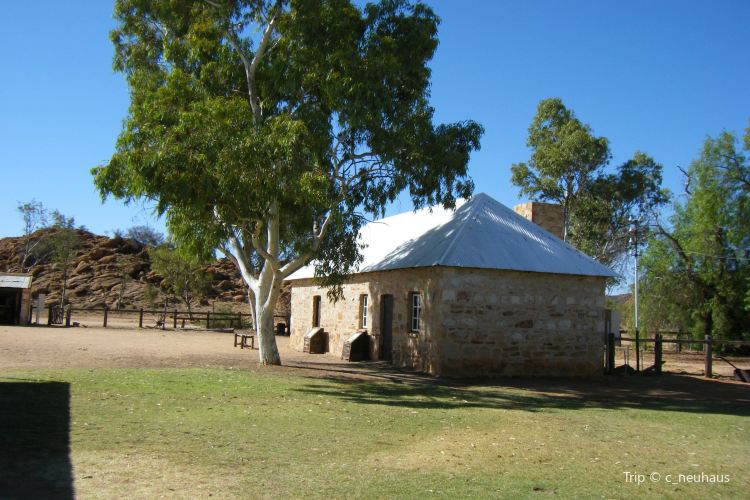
[14,202,84,283]
[142,283,160,306]
[511,99,669,275]
[16,199,49,272]
[148,245,210,314]
[46,212,82,307]
[93,0,482,288]
[126,225,165,247]
[210,302,247,328]
[640,121,750,341]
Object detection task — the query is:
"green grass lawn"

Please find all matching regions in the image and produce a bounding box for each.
[1,368,747,499]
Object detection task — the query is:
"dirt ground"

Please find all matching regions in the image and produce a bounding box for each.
[0,321,417,383]
[2,320,749,386]
[615,345,748,378]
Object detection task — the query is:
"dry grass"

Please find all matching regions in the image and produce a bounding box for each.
[0,367,747,499]
[0,326,748,498]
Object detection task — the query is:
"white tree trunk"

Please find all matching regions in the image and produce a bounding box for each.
[224,199,332,366]
[254,271,282,365]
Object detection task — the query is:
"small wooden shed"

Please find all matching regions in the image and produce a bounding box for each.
[0,273,33,326]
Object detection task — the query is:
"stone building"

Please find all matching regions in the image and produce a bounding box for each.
[286,193,616,377]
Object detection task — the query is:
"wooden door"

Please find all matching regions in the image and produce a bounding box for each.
[379,294,393,361]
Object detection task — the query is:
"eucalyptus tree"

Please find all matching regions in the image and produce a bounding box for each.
[511,98,668,274]
[640,123,750,340]
[93,0,483,364]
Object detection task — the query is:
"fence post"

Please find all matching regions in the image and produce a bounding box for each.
[173,310,178,329]
[139,308,144,328]
[704,335,713,378]
[606,333,615,374]
[635,329,641,372]
[65,307,72,327]
[206,312,211,329]
[103,306,108,328]
[654,334,662,375]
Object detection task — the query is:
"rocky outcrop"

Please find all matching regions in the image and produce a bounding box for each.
[0,230,290,316]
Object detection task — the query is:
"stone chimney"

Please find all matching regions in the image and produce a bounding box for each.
[513,202,565,240]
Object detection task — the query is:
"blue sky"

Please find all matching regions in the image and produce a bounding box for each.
[1,0,749,238]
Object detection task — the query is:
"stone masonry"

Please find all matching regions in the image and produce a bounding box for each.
[513,202,565,240]
[289,266,606,377]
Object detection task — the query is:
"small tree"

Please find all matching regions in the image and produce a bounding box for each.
[142,283,160,307]
[16,200,49,272]
[48,211,81,308]
[113,255,135,310]
[126,225,165,247]
[149,246,210,318]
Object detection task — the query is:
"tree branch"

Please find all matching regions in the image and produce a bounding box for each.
[225,236,258,294]
[224,1,281,122]
[675,164,692,196]
[250,219,279,271]
[280,209,335,278]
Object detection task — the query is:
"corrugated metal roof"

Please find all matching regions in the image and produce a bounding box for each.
[287,193,617,280]
[0,273,33,289]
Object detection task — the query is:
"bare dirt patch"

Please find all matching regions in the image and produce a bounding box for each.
[0,324,407,382]
[614,345,748,378]
[2,324,749,392]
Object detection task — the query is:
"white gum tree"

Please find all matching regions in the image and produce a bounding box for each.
[93,0,483,364]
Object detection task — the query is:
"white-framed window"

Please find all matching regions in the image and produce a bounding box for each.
[410,292,422,332]
[360,294,368,329]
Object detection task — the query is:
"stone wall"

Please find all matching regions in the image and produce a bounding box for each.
[513,202,565,240]
[288,267,606,377]
[289,268,443,373]
[436,268,605,377]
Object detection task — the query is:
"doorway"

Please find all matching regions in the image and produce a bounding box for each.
[0,289,20,325]
[312,296,321,328]
[379,294,393,361]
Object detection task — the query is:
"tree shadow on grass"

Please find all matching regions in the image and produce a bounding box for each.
[0,378,73,499]
[292,370,750,417]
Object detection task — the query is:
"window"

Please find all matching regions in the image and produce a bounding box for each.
[409,292,422,332]
[359,294,368,329]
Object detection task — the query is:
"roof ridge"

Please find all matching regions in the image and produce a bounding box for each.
[435,195,486,265]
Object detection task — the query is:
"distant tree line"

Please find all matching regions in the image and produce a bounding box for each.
[639,122,750,341]
[513,99,749,341]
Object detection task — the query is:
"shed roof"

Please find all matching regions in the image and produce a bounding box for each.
[287,193,617,280]
[0,273,33,289]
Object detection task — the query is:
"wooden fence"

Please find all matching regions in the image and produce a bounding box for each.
[41,305,291,334]
[605,334,750,378]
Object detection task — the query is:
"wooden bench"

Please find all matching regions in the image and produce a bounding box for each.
[234,332,256,350]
